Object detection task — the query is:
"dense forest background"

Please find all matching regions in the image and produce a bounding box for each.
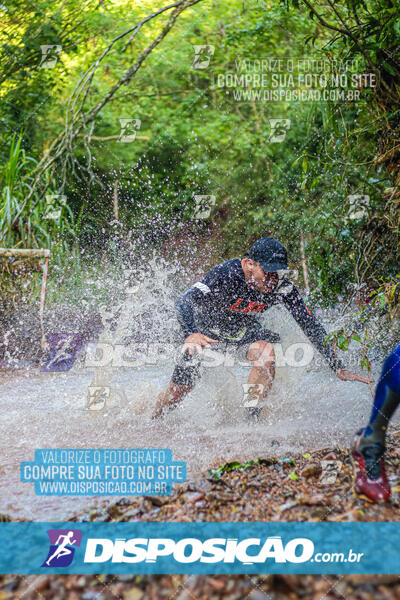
[0,0,399,309]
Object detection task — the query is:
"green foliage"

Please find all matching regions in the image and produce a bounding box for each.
[0,0,399,306]
[0,134,77,251]
[209,456,297,479]
[370,275,400,321]
[324,326,372,373]
[209,459,257,480]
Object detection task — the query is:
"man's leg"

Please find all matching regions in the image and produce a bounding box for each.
[152,351,201,419]
[152,381,193,419]
[244,341,275,418]
[352,343,400,501]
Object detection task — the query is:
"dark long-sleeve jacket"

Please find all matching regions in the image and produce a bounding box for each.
[176,258,344,372]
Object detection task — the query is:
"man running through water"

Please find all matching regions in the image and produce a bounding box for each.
[152,238,371,420]
[352,343,400,502]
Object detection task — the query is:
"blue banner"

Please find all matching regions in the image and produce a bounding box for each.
[0,522,397,574]
[20,449,186,496]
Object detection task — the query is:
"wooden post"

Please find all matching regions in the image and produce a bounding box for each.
[300,231,310,296]
[113,181,119,221]
[0,248,51,348]
[0,248,50,258]
[39,255,50,349]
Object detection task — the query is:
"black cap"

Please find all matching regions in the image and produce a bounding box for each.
[247,238,288,272]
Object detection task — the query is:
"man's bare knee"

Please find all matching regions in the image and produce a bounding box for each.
[170,382,193,397]
[247,341,275,369]
[162,381,192,403]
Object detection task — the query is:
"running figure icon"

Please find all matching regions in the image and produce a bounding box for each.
[45,531,77,566]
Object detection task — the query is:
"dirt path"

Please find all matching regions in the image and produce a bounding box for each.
[1,428,400,599]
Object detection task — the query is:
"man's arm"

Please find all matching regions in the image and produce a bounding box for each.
[175,278,220,355]
[176,285,210,337]
[278,282,344,372]
[279,283,373,383]
[176,262,228,336]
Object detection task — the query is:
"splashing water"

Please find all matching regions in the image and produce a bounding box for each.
[0,252,396,519]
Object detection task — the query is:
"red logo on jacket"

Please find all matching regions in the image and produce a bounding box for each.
[228,298,266,313]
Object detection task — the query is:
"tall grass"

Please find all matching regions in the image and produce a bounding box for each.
[0,134,85,305]
[0,134,77,251]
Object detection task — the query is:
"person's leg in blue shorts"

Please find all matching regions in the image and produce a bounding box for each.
[352,343,400,501]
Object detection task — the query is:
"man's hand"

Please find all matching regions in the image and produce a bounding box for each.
[337,368,374,384]
[181,333,218,356]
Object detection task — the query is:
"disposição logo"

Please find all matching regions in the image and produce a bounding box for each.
[42,529,82,567]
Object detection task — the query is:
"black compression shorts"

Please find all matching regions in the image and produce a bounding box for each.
[171,325,279,387]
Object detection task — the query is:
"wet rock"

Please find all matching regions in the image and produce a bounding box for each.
[207,491,233,503]
[2,577,20,592]
[190,478,212,493]
[118,508,143,521]
[176,590,191,600]
[279,501,298,512]
[208,577,225,590]
[144,495,168,507]
[181,492,204,503]
[170,509,191,521]
[19,576,50,598]
[122,589,144,600]
[309,493,330,505]
[334,581,349,597]
[247,591,271,599]
[347,575,399,585]
[295,493,328,506]
[301,463,322,479]
[276,574,305,590]
[337,509,361,521]
[82,592,104,600]
[311,577,333,594]
[322,452,337,461]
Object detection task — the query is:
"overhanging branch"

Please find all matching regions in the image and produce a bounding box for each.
[6,0,204,237]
